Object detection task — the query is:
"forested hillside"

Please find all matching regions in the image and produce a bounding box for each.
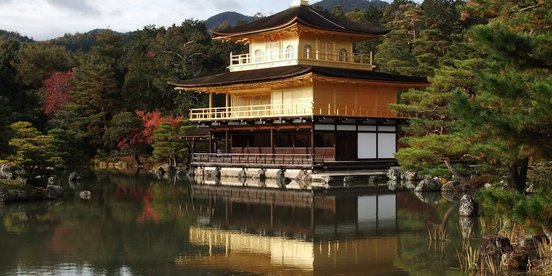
[0,0,550,194]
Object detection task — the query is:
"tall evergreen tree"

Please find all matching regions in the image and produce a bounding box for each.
[453,0,552,191]
[393,41,487,178]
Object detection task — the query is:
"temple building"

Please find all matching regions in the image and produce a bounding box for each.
[169,0,429,175]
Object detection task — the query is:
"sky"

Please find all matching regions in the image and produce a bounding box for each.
[0,0,300,40]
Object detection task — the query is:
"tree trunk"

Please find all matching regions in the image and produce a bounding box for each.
[443,158,466,181]
[510,157,529,193]
[133,153,141,166]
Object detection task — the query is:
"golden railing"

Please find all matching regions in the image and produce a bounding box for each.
[189,104,312,121]
[189,103,405,121]
[229,49,373,67]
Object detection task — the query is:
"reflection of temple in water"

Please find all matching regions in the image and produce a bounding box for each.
[176,185,403,275]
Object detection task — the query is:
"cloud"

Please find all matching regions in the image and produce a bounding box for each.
[209,0,242,11]
[45,0,101,16]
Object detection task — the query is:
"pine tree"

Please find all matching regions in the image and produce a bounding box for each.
[453,0,552,191]
[393,41,487,178]
[152,121,193,166]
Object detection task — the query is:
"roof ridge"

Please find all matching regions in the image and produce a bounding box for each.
[306,6,345,30]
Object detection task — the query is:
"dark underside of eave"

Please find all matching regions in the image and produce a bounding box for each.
[211,5,389,37]
[168,65,429,88]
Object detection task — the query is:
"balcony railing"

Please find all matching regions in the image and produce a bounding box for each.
[190,103,313,121]
[189,103,405,121]
[229,49,373,69]
[193,153,314,167]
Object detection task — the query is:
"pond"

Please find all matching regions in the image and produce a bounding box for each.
[0,171,484,275]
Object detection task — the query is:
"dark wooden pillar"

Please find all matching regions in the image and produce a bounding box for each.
[311,125,315,157]
[271,128,275,155]
[208,130,212,154]
[225,130,229,153]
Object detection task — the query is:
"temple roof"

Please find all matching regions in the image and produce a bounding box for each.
[168,65,429,88]
[211,5,389,38]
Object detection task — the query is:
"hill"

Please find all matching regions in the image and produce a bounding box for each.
[50,29,122,52]
[203,0,388,31]
[313,0,388,11]
[0,30,33,43]
[204,11,255,31]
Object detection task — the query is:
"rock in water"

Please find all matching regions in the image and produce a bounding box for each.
[501,252,528,270]
[414,178,441,192]
[79,190,91,200]
[459,194,478,217]
[481,235,514,257]
[68,171,80,183]
[403,170,418,182]
[45,185,64,200]
[387,168,400,181]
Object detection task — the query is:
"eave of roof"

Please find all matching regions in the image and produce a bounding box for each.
[168,65,430,89]
[211,5,389,38]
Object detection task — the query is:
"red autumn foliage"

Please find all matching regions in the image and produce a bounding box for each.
[43,70,74,117]
[116,131,144,150]
[136,110,182,144]
[115,111,182,150]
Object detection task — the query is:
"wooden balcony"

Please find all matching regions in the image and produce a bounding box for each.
[189,103,405,122]
[229,49,374,72]
[189,103,313,121]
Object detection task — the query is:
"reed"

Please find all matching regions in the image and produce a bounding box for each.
[458,245,480,272]
[428,227,449,241]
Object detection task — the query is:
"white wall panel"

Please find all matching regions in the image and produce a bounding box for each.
[378,133,396,159]
[358,133,377,159]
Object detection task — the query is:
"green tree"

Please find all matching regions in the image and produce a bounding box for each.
[8,122,61,181]
[103,111,145,165]
[0,38,43,128]
[393,45,487,178]
[453,0,552,191]
[375,29,419,75]
[60,54,121,152]
[47,128,87,167]
[14,42,72,88]
[151,121,193,166]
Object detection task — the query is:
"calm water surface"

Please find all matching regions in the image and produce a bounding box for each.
[0,171,481,275]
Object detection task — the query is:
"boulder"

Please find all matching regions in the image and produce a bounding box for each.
[501,251,528,270]
[156,167,166,178]
[276,169,291,187]
[204,167,220,183]
[482,236,514,257]
[459,217,475,239]
[414,178,441,192]
[387,168,400,181]
[295,170,311,182]
[459,194,478,217]
[414,192,442,204]
[0,164,15,179]
[68,171,80,183]
[402,170,418,182]
[44,185,64,200]
[525,235,549,252]
[79,190,92,200]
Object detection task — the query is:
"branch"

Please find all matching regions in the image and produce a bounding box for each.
[518,3,543,13]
